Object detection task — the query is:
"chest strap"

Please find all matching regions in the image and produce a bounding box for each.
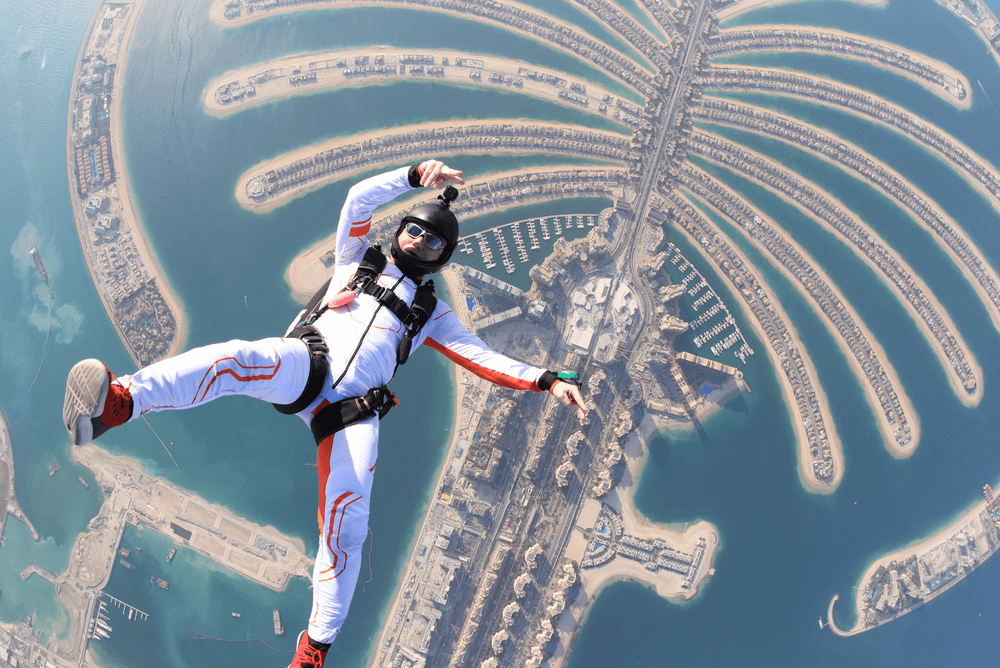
[309,386,397,445]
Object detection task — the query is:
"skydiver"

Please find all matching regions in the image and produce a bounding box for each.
[63,160,587,668]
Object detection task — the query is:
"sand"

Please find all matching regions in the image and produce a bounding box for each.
[66,0,189,367]
[672,189,845,493]
[203,48,633,124]
[827,493,992,636]
[208,0,658,74]
[697,99,1000,335]
[716,0,887,23]
[232,119,627,215]
[695,126,980,415]
[713,23,970,109]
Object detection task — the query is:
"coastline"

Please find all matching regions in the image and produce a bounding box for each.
[234,121,626,216]
[670,198,845,492]
[66,0,188,369]
[829,491,996,636]
[207,0,659,75]
[696,126,980,415]
[696,100,1000,336]
[203,48,633,124]
[714,23,971,109]
[716,0,887,22]
[689,148,925,456]
[549,413,719,667]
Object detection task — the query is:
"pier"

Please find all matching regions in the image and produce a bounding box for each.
[457,214,597,274]
[101,592,149,622]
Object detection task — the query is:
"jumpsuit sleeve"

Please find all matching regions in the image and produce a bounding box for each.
[335,165,422,268]
[421,304,548,391]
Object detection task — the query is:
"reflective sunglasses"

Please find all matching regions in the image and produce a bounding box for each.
[403,222,446,251]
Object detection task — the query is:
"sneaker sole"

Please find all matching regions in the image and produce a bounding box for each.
[63,359,110,446]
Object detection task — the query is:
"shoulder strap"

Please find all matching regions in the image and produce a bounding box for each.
[396,280,437,365]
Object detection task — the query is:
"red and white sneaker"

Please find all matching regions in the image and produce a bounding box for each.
[62,359,133,445]
[288,631,329,668]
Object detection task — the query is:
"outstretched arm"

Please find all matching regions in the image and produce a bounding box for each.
[423,308,588,419]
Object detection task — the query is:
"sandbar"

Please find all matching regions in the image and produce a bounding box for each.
[674,189,844,492]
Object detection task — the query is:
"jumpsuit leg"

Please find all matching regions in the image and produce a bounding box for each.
[308,417,378,644]
[120,338,311,418]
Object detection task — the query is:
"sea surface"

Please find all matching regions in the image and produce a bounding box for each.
[1,0,999,666]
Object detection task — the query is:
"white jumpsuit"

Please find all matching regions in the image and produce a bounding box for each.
[116,167,550,644]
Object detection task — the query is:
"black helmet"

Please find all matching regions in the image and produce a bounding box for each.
[391,185,460,277]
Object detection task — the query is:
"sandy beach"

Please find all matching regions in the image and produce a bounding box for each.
[687,147,928,457]
[203,48,634,124]
[548,414,719,667]
[714,23,970,109]
[66,0,188,367]
[696,127,980,415]
[716,0,886,22]
[208,0,657,73]
[709,65,1000,237]
[828,492,993,636]
[672,189,845,492]
[697,99,1000,336]
[233,119,626,215]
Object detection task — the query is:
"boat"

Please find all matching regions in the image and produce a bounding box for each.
[273,609,284,636]
[19,49,31,59]
[167,547,176,562]
[48,463,58,475]
[78,476,89,489]
[231,612,242,618]
[29,246,48,284]
[150,576,169,589]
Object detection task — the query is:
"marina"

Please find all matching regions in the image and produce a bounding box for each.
[666,243,754,364]
[457,214,597,273]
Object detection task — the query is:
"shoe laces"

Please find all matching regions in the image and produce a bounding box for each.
[100,373,132,427]
[291,637,327,668]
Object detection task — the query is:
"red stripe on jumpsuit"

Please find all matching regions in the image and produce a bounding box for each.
[424,338,540,391]
[315,433,362,584]
[190,355,282,403]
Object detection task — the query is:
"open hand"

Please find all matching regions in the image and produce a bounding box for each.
[419,160,465,188]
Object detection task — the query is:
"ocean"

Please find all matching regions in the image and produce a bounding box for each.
[1,0,999,665]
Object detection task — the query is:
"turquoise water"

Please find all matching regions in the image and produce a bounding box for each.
[1,0,1000,666]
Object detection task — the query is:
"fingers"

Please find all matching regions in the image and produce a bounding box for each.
[419,160,465,188]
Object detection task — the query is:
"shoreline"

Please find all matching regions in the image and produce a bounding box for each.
[66,0,188,370]
[234,120,626,215]
[696,126,980,416]
[714,23,971,109]
[689,148,925,457]
[829,491,996,636]
[548,413,720,667]
[716,0,887,22]
[207,0,658,76]
[696,99,1000,337]
[203,48,634,124]
[669,198,844,492]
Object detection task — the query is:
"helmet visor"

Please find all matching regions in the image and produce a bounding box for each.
[403,222,446,251]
